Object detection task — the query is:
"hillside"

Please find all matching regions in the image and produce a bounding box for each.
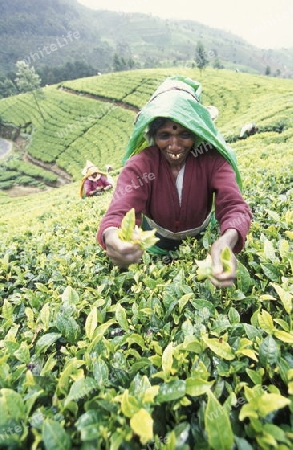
[0,66,292,192]
[0,68,292,449]
[0,0,293,79]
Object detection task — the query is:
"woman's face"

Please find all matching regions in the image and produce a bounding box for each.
[91,172,101,180]
[154,120,195,166]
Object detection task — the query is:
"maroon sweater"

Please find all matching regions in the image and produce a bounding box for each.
[97,145,252,253]
[84,175,112,196]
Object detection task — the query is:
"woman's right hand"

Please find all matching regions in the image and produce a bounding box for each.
[104,228,144,268]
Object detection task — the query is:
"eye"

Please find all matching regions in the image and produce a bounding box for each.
[180,131,194,139]
[156,132,170,140]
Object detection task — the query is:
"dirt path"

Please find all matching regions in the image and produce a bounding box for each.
[59,86,140,113]
[0,138,12,159]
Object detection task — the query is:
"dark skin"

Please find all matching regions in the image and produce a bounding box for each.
[104,120,238,287]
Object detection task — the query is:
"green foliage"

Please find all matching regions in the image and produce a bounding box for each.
[15,61,41,93]
[0,68,292,449]
[195,41,209,71]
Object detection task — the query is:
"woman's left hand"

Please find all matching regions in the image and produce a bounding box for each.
[210,229,238,287]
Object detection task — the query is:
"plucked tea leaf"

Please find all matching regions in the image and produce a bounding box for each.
[220,246,234,273]
[195,254,213,280]
[119,208,136,241]
[237,261,253,294]
[118,209,159,249]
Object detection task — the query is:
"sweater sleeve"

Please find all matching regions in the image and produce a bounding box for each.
[97,156,152,248]
[100,175,113,188]
[211,157,252,253]
[84,179,93,196]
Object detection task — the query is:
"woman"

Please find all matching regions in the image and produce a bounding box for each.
[97,76,252,287]
[80,160,113,197]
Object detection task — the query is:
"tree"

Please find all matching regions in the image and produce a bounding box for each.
[265,65,271,76]
[274,68,281,77]
[195,41,208,73]
[213,57,224,69]
[0,78,17,98]
[15,61,44,120]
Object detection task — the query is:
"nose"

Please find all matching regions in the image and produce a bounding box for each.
[168,136,182,150]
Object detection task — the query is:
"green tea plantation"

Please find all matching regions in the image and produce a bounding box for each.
[0,68,292,449]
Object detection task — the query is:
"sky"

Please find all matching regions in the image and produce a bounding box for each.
[77,0,293,49]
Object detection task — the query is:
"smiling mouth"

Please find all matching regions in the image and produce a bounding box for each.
[167,151,184,160]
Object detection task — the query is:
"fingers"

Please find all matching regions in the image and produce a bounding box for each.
[106,243,143,267]
[209,275,237,288]
[210,239,237,288]
[105,229,143,267]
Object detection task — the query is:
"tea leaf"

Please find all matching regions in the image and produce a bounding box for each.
[205,391,234,450]
[85,306,97,340]
[130,409,154,445]
[220,246,233,274]
[36,333,61,355]
[118,207,136,241]
[258,310,275,334]
[118,209,159,249]
[202,336,235,360]
[186,377,214,396]
[115,303,129,331]
[121,389,140,417]
[43,419,71,450]
[271,282,292,315]
[195,254,213,280]
[156,380,186,402]
[274,330,293,344]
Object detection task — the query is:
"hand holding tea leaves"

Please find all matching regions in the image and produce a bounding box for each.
[118,208,159,250]
[104,208,159,267]
[195,245,237,288]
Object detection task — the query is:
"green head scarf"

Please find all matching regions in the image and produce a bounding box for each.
[122,75,242,189]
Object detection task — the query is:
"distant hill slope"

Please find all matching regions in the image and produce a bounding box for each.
[0,67,292,196]
[0,0,292,78]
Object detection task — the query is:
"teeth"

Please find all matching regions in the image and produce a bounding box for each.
[169,152,181,159]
